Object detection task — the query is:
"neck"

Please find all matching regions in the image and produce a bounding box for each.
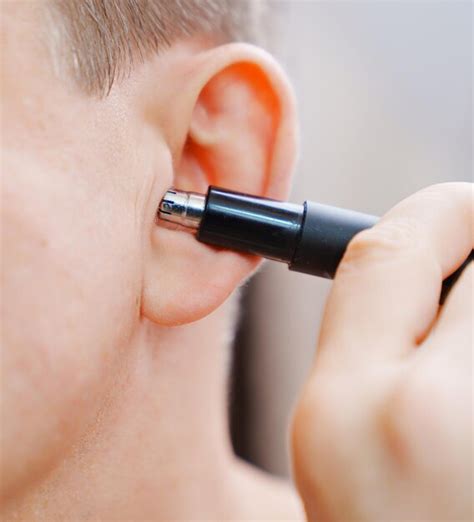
[3,295,302,520]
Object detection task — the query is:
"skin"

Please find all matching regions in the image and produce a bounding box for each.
[1,2,472,521]
[1,2,301,519]
[292,184,473,521]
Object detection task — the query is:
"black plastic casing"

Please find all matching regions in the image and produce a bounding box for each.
[197,186,377,279]
[197,187,304,262]
[195,186,473,300]
[289,202,377,278]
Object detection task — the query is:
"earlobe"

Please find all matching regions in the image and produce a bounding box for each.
[142,43,298,326]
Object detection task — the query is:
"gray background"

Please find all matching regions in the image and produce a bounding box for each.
[232,0,472,477]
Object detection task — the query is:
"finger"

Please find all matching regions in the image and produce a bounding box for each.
[317,183,473,367]
[424,261,473,356]
[440,251,474,305]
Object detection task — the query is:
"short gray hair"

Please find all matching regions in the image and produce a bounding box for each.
[47,0,266,96]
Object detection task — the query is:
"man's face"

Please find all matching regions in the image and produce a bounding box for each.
[1,4,169,496]
[1,0,298,504]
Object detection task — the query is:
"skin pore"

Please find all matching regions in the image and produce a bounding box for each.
[1,2,302,519]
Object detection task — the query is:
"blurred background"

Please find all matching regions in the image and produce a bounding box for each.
[230,0,472,478]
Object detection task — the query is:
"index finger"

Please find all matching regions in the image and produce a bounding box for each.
[316,182,473,367]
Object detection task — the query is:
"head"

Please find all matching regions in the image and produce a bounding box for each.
[1,0,297,506]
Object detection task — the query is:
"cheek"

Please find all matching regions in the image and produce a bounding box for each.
[1,154,141,497]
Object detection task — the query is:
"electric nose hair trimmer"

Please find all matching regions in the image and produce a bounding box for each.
[158,186,473,302]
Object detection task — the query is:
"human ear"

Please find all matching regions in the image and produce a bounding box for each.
[143,43,298,326]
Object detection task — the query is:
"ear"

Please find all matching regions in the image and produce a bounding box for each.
[143,43,298,326]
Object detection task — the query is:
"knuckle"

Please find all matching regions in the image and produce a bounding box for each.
[291,386,318,449]
[380,372,439,465]
[416,182,474,217]
[291,378,343,461]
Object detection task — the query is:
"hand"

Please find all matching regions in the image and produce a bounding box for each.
[291,183,473,521]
